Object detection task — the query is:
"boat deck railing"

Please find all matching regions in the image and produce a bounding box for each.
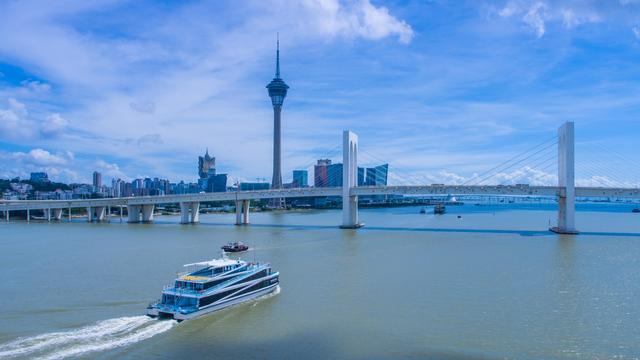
[163,265,267,295]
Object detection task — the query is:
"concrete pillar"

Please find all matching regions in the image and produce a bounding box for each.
[242,200,250,224]
[94,206,106,222]
[120,206,123,223]
[189,202,200,223]
[180,202,190,224]
[341,130,363,229]
[53,208,63,221]
[5,207,8,222]
[235,201,242,225]
[552,121,578,234]
[68,206,72,222]
[142,204,155,222]
[27,208,30,223]
[107,205,111,223]
[127,205,141,223]
[45,208,51,222]
[86,207,93,222]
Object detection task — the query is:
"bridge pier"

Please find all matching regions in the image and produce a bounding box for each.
[180,202,200,224]
[53,208,63,221]
[141,204,155,222]
[235,200,250,225]
[127,205,141,223]
[341,130,363,229]
[86,206,107,222]
[551,121,578,234]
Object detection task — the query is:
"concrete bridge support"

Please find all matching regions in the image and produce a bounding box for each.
[44,208,51,222]
[235,200,250,225]
[552,121,578,234]
[53,208,63,221]
[141,204,155,222]
[180,202,200,224]
[86,206,107,222]
[341,130,363,229]
[127,205,141,223]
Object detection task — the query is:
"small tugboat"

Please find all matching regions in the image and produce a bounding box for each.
[434,204,446,215]
[633,208,640,213]
[221,241,249,253]
[146,252,279,321]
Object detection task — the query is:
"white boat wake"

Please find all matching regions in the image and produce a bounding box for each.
[0,316,176,359]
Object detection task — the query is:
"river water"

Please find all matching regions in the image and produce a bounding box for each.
[0,204,639,359]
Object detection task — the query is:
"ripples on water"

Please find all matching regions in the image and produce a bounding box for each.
[0,316,176,359]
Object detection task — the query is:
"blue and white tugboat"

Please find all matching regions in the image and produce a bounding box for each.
[146,253,279,321]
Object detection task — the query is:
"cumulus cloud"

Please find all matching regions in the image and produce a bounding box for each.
[11,148,73,166]
[0,98,34,138]
[300,0,414,43]
[0,98,69,139]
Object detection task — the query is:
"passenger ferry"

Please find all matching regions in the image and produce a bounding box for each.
[146,253,279,321]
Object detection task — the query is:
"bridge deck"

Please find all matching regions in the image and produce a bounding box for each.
[1,185,639,211]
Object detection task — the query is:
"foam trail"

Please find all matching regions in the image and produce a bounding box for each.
[0,316,176,359]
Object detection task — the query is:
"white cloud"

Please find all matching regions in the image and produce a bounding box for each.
[0,98,69,139]
[498,0,603,37]
[11,148,72,166]
[95,159,129,180]
[633,26,640,39]
[41,113,69,135]
[299,0,414,43]
[20,79,51,93]
[561,8,601,29]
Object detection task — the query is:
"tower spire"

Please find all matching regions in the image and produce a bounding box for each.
[275,33,280,79]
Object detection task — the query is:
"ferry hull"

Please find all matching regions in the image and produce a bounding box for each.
[147,284,279,322]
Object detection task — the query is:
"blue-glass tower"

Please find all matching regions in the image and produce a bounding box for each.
[266,36,289,191]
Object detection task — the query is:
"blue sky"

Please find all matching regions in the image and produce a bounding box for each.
[0,0,639,187]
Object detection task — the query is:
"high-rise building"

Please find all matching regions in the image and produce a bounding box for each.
[198,149,215,179]
[267,36,289,197]
[207,173,228,192]
[314,159,331,187]
[292,170,308,188]
[314,160,388,187]
[92,171,102,188]
[327,163,343,187]
[365,164,389,186]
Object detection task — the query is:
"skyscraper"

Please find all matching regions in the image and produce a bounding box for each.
[266,35,289,193]
[92,171,102,188]
[198,149,215,179]
[292,170,308,187]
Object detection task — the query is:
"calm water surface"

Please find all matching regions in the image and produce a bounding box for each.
[1,204,639,359]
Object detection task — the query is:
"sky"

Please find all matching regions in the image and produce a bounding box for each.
[0,0,639,187]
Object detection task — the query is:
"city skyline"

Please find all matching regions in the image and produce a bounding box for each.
[1,1,640,187]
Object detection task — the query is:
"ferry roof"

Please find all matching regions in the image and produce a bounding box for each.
[183,258,244,269]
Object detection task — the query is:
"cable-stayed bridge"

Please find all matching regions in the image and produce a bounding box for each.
[2,122,639,234]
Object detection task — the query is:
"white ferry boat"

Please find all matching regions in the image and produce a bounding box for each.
[146,253,279,321]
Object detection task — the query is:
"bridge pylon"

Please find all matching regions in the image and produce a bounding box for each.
[340,130,364,229]
[551,121,578,234]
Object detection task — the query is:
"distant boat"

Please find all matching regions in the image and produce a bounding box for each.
[419,208,426,214]
[434,204,446,215]
[633,208,640,213]
[221,241,249,253]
